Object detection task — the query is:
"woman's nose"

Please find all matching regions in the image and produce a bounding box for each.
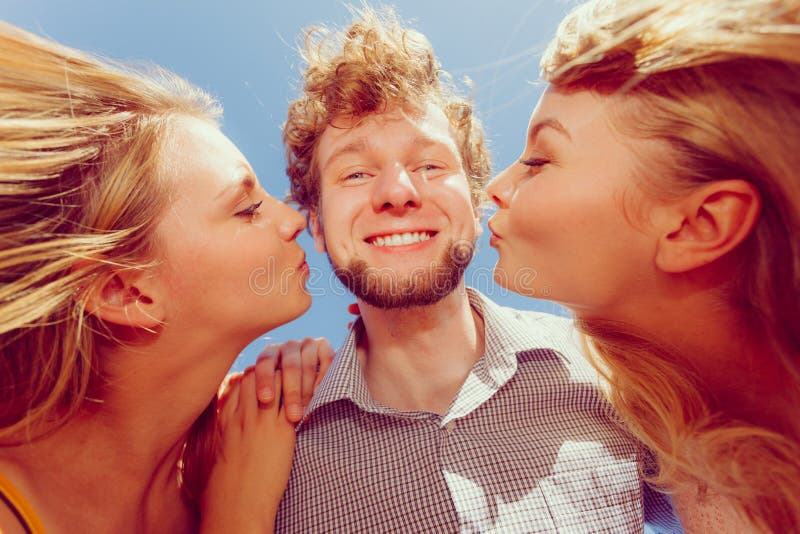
[486,165,516,209]
[279,201,306,241]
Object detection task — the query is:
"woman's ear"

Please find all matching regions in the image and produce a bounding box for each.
[654,180,761,273]
[82,267,166,329]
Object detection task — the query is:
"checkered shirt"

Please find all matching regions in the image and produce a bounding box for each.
[276,289,652,533]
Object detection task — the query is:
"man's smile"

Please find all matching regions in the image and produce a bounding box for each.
[365,230,438,247]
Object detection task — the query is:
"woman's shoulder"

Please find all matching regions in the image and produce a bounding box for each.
[0,499,31,534]
[0,459,46,534]
[674,486,756,534]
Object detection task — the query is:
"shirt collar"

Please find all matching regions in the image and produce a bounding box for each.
[299,318,376,425]
[300,288,571,426]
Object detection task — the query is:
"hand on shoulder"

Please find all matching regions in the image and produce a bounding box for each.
[199,369,295,534]
[253,337,335,421]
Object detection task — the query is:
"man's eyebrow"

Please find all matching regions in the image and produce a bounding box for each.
[324,138,369,168]
[323,134,458,170]
[411,135,462,165]
[528,118,572,144]
[410,136,445,150]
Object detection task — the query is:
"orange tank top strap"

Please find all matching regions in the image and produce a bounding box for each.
[0,471,45,534]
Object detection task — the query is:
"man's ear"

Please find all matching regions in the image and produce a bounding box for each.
[309,210,327,253]
[654,180,761,273]
[82,267,166,329]
[473,203,484,238]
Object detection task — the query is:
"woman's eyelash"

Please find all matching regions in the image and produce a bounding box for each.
[235,200,263,217]
[519,157,550,167]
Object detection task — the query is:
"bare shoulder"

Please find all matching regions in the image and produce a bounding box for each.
[0,499,30,534]
[0,457,41,534]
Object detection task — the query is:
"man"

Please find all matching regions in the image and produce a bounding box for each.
[271,7,678,533]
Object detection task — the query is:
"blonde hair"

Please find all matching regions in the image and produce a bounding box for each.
[284,5,491,213]
[542,0,800,530]
[0,22,220,505]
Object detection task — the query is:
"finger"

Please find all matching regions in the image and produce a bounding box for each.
[219,372,243,421]
[272,371,283,418]
[313,338,335,391]
[255,344,281,403]
[218,372,236,406]
[276,372,298,433]
[299,338,321,409]
[238,367,258,423]
[347,302,360,316]
[277,340,304,422]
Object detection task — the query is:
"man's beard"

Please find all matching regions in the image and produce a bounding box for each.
[332,239,475,309]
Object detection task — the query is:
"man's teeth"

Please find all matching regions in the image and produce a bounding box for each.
[372,232,432,247]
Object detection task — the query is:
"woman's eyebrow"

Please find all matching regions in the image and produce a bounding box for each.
[216,167,256,200]
[528,118,572,144]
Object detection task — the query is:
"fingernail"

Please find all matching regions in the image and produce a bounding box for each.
[288,405,303,419]
[258,387,273,402]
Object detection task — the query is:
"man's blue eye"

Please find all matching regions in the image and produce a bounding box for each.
[344,172,372,181]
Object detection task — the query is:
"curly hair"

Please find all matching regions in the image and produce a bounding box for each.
[283,6,491,214]
[542,1,800,531]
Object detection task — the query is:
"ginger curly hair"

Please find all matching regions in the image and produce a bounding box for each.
[283,6,491,214]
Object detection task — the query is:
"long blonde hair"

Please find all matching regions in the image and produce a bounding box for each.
[0,22,219,503]
[541,1,800,531]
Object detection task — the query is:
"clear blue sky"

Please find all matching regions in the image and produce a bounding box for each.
[5,1,572,370]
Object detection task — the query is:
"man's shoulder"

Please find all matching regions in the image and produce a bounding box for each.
[476,293,578,352]
[473,293,599,383]
[501,305,574,334]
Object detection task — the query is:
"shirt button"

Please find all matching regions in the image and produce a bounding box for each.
[444,420,457,433]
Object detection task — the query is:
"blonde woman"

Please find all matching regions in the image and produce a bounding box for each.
[0,22,330,533]
[487,0,800,531]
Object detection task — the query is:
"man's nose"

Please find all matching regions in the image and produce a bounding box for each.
[371,165,421,214]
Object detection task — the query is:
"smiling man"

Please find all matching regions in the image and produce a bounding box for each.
[313,102,479,315]
[273,7,672,533]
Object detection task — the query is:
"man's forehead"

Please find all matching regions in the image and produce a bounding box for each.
[317,103,459,164]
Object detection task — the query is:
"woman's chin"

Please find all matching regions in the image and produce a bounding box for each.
[493,265,544,299]
[278,292,313,326]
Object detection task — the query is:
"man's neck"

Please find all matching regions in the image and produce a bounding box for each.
[356,285,485,415]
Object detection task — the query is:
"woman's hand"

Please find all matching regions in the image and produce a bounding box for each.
[254,337,335,421]
[199,369,295,534]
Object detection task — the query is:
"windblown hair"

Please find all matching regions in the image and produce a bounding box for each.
[542,0,800,531]
[284,5,491,213]
[0,22,219,507]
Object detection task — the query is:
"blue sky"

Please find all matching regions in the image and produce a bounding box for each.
[5,1,573,369]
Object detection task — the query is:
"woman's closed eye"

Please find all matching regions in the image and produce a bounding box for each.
[519,157,550,168]
[235,200,263,218]
[518,157,551,177]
